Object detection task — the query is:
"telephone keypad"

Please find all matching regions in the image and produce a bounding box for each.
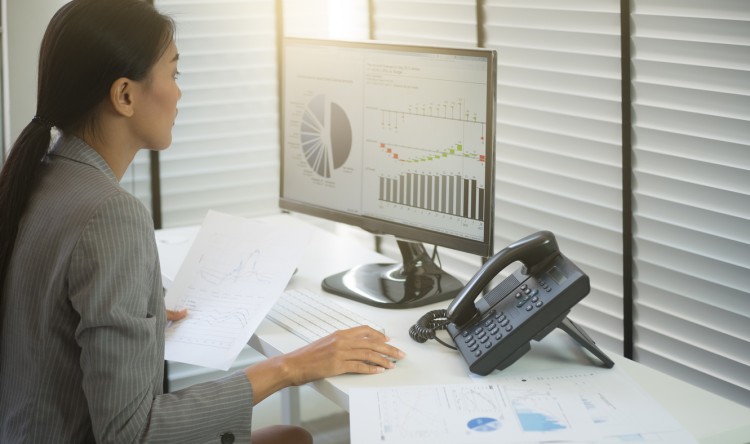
[464,329,483,356]
[463,311,506,355]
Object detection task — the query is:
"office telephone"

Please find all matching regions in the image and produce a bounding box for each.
[410,231,614,376]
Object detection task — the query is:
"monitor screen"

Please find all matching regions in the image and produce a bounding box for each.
[279,37,497,308]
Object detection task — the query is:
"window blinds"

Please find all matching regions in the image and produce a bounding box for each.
[372,0,479,48]
[631,0,750,406]
[284,0,368,39]
[484,1,624,354]
[154,0,281,228]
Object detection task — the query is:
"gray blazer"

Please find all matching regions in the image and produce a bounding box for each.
[1,136,253,443]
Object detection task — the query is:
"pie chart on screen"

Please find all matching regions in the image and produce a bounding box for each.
[299,94,352,178]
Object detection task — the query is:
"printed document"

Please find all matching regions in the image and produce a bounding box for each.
[164,210,311,370]
[350,366,697,444]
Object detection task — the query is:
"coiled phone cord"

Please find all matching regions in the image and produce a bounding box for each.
[408,309,457,350]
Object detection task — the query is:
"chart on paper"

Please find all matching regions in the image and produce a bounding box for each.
[349,367,699,444]
[166,248,276,350]
[164,211,311,370]
[372,385,508,441]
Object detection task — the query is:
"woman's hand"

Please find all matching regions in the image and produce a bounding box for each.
[166,308,188,322]
[244,326,405,404]
[283,326,406,385]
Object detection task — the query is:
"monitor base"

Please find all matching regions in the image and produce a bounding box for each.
[322,241,464,309]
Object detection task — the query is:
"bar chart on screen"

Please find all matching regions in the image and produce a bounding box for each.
[362,92,488,240]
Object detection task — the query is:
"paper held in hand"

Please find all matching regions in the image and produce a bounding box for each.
[163,210,311,370]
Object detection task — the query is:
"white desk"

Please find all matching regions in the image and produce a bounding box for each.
[156,214,750,444]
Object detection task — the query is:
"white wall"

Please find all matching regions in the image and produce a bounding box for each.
[2,0,63,150]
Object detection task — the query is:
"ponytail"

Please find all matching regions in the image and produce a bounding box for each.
[0,120,54,298]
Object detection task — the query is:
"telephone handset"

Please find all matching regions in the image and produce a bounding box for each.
[411,231,614,376]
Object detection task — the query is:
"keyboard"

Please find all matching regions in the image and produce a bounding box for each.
[267,287,385,343]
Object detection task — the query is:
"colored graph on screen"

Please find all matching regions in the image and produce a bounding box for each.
[363,85,488,236]
[282,42,490,241]
[300,94,352,178]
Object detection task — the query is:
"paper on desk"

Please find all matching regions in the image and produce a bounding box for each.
[350,366,697,444]
[164,210,311,370]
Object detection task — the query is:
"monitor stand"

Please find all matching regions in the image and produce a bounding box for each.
[322,240,464,309]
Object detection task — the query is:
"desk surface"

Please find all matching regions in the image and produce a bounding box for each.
[156,213,750,444]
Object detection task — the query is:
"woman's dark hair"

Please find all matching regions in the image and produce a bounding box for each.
[0,0,175,308]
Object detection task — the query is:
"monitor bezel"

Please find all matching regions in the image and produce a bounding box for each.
[279,37,497,258]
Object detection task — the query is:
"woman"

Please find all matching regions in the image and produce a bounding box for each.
[0,1,404,442]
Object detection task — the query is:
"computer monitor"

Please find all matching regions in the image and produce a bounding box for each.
[279,37,497,309]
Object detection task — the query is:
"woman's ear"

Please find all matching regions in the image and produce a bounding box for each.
[110,77,136,117]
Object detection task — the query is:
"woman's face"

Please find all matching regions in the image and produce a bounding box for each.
[133,40,182,150]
